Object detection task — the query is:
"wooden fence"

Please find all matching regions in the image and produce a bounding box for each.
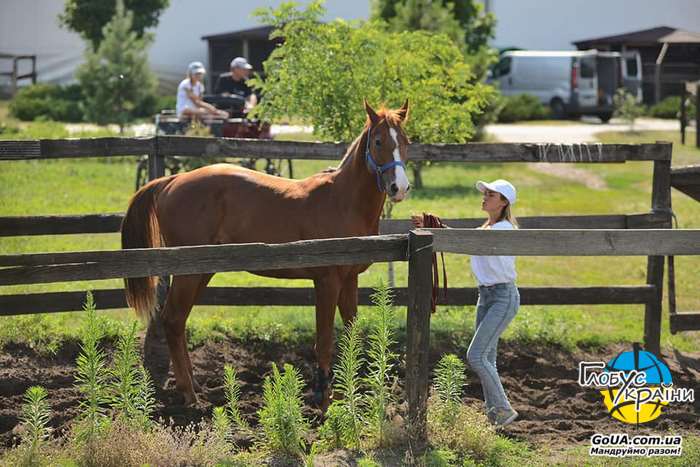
[2,135,697,443]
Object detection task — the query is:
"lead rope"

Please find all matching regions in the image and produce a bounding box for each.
[422,213,448,313]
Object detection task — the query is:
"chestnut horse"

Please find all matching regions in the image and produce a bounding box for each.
[121,100,410,410]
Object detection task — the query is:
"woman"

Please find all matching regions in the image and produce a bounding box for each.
[411,179,520,427]
[176,61,229,120]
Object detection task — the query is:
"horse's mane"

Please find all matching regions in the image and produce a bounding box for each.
[335,107,405,170]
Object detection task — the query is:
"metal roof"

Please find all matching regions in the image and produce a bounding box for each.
[573,26,700,47]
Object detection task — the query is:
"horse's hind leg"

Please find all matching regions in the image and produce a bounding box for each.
[161,274,203,405]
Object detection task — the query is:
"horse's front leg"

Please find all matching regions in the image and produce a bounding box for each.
[312,274,342,412]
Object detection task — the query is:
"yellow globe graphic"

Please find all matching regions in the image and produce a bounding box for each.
[600,346,673,425]
[600,388,669,424]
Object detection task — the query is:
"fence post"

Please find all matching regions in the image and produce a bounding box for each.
[405,229,433,449]
[696,89,700,149]
[644,148,672,355]
[679,86,687,145]
[143,136,171,388]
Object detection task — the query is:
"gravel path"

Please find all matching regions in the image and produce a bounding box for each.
[484,117,683,144]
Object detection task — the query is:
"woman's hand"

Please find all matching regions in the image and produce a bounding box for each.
[410,214,424,228]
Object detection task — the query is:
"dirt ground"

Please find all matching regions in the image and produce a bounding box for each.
[1,336,699,453]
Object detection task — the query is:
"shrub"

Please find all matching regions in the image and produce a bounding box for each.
[649,95,697,120]
[496,94,548,122]
[9,83,84,122]
[613,88,645,131]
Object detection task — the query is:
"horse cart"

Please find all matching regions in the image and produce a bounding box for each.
[135,95,293,190]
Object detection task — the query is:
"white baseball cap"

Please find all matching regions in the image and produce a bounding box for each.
[230,57,253,70]
[187,61,206,75]
[476,179,517,205]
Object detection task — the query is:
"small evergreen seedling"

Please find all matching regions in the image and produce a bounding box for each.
[434,354,466,424]
[258,363,309,458]
[19,385,51,465]
[223,364,248,431]
[321,316,365,448]
[212,406,232,445]
[74,291,110,442]
[364,283,397,447]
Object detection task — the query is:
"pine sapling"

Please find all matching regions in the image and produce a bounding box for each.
[433,354,466,423]
[74,291,110,443]
[212,406,232,445]
[364,283,398,447]
[321,316,365,448]
[19,385,51,466]
[223,364,248,432]
[257,363,309,458]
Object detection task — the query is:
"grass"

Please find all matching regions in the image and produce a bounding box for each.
[0,110,699,353]
[2,115,700,463]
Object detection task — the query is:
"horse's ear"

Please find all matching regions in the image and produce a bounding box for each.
[397,99,409,123]
[364,98,380,126]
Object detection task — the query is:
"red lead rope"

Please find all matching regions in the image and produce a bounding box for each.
[422,213,448,313]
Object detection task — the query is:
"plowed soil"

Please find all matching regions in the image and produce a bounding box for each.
[1,337,699,451]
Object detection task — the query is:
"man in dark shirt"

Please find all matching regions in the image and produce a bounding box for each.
[214,57,258,116]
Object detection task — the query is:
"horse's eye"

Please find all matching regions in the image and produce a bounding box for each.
[375,138,381,147]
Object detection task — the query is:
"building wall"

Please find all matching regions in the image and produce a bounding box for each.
[2,0,699,89]
[0,0,371,88]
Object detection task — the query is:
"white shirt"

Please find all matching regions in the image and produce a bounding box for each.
[176,78,204,117]
[470,220,517,286]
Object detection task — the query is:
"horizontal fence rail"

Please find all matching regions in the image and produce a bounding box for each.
[0,285,657,317]
[0,137,672,162]
[0,235,408,285]
[429,229,700,256]
[0,212,673,237]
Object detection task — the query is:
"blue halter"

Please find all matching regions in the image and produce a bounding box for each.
[365,125,406,192]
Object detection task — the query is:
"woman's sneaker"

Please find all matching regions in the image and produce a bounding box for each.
[487,407,518,427]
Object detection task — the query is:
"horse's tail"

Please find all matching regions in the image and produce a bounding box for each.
[121,176,174,323]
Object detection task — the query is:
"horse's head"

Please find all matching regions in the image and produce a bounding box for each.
[363,99,411,202]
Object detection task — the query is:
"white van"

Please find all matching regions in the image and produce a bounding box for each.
[488,50,642,122]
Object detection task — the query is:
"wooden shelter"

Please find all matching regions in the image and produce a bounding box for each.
[0,53,36,97]
[574,26,700,104]
[201,25,280,85]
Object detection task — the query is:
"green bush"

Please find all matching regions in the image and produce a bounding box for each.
[649,95,697,120]
[9,83,84,122]
[496,94,548,122]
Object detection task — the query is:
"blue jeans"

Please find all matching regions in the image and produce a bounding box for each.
[466,282,519,411]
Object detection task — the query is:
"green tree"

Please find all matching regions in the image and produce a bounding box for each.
[60,0,169,50]
[372,0,496,54]
[251,1,494,144]
[76,0,157,132]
